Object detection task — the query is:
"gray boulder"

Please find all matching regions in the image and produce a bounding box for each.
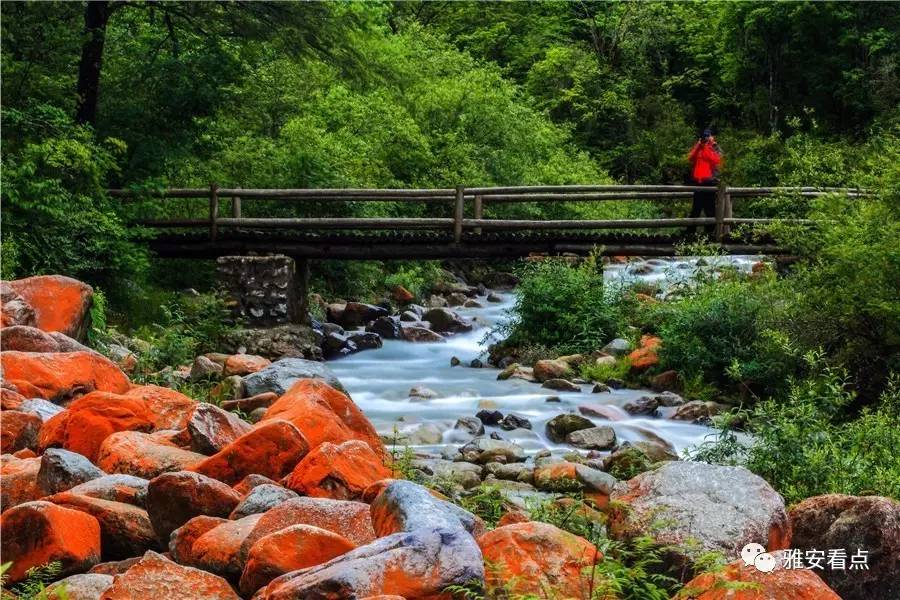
[459,437,525,464]
[366,316,403,339]
[369,480,483,536]
[188,403,252,455]
[45,573,113,600]
[546,414,595,443]
[422,308,473,334]
[229,484,298,520]
[601,338,632,356]
[242,358,346,396]
[69,474,150,508]
[567,426,617,450]
[18,398,65,421]
[38,448,106,496]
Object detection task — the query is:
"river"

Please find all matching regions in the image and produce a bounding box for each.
[329,256,762,459]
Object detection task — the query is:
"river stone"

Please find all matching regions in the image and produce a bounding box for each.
[322,331,357,359]
[623,395,659,416]
[348,331,382,351]
[446,292,468,306]
[242,358,346,396]
[497,364,535,382]
[38,448,106,496]
[567,426,617,450]
[401,422,444,444]
[475,409,503,426]
[532,359,571,382]
[654,391,686,407]
[672,400,729,422]
[486,292,503,303]
[188,403,252,455]
[46,573,114,600]
[609,461,790,566]
[601,338,632,356]
[483,462,534,484]
[454,417,484,437]
[400,310,419,322]
[69,475,150,508]
[499,413,532,431]
[459,437,525,464]
[366,316,403,339]
[591,383,611,393]
[327,302,388,329]
[422,308,473,334]
[541,378,581,392]
[413,459,483,490]
[545,414,595,443]
[229,484,298,520]
[18,398,64,421]
[190,355,223,381]
[401,326,445,343]
[370,480,483,537]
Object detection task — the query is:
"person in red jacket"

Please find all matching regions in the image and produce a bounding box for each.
[687,128,722,236]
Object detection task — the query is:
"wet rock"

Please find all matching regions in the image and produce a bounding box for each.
[408,385,439,400]
[652,391,686,407]
[789,494,900,600]
[449,355,461,366]
[1,350,130,403]
[459,437,525,464]
[239,524,356,596]
[483,462,533,484]
[399,310,420,322]
[672,400,729,422]
[45,573,113,600]
[327,301,389,329]
[256,527,483,600]
[5,275,94,341]
[684,551,841,599]
[242,357,346,396]
[100,551,240,600]
[478,522,601,599]
[578,404,625,421]
[609,461,790,566]
[1,410,42,454]
[146,470,242,542]
[475,409,503,426]
[168,515,227,564]
[285,440,391,501]
[486,292,503,303]
[541,378,581,392]
[190,419,310,486]
[401,325,445,342]
[546,414,595,443]
[445,292,467,306]
[567,426,617,450]
[499,413,532,431]
[398,422,444,444]
[0,500,101,584]
[533,359,572,382]
[187,403,253,455]
[650,369,680,392]
[38,448,105,495]
[38,391,154,462]
[366,316,403,339]
[591,383,611,393]
[469,358,483,368]
[496,363,536,382]
[533,462,617,499]
[623,395,659,416]
[261,379,384,459]
[606,377,625,389]
[348,331,383,352]
[422,307,473,334]
[96,431,206,479]
[47,492,158,560]
[230,484,298,520]
[69,474,149,507]
[601,338,632,356]
[463,299,483,308]
[454,416,484,437]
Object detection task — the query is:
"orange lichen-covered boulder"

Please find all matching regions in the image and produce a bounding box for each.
[189,513,263,578]
[168,515,228,564]
[7,275,94,341]
[1,351,130,403]
[99,550,240,600]
[189,419,309,486]
[239,524,356,596]
[0,454,43,510]
[627,334,661,372]
[96,431,206,479]
[1,280,36,328]
[46,492,159,560]
[1,384,27,410]
[0,500,102,584]
[1,409,42,453]
[260,379,385,459]
[146,471,242,542]
[478,522,601,599]
[679,551,841,599]
[38,392,154,462]
[223,354,271,377]
[122,385,197,431]
[284,440,391,500]
[0,325,92,353]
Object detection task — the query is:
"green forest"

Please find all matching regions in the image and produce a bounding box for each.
[2,3,899,598]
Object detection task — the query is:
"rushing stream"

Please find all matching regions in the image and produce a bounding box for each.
[329,256,763,458]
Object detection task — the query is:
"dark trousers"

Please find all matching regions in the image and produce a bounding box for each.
[687,179,717,236]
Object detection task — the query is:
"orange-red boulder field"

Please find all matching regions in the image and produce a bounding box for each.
[0,274,849,599]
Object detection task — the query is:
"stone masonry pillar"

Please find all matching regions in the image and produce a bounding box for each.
[216,255,309,327]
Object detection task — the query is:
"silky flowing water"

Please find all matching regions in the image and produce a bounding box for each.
[329,256,762,458]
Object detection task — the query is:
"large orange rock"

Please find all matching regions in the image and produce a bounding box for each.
[284,440,391,500]
[189,419,309,486]
[190,513,263,579]
[38,392,154,462]
[239,524,356,596]
[1,409,42,453]
[0,454,42,510]
[0,500,102,584]
[260,379,385,459]
[680,551,841,599]
[1,384,27,410]
[223,354,271,377]
[99,550,240,600]
[1,351,130,403]
[47,492,159,560]
[168,515,227,564]
[7,275,93,341]
[478,522,602,598]
[627,334,661,372]
[96,431,206,479]
[123,385,197,431]
[146,471,241,542]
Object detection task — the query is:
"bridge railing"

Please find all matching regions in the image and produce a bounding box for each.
[110,184,869,244]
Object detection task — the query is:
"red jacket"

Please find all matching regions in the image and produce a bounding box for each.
[688,142,721,182]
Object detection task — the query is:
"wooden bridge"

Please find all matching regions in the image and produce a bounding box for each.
[113,184,866,259]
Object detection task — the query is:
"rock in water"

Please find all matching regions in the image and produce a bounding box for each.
[545,414,595,443]
[499,413,532,430]
[533,359,571,382]
[256,528,484,600]
[366,316,403,339]
[242,357,346,396]
[609,461,790,567]
[566,426,617,450]
[789,494,900,600]
[421,307,473,333]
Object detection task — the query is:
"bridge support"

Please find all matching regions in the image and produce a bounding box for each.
[216,255,309,327]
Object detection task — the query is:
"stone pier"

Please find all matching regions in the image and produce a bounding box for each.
[216,255,309,327]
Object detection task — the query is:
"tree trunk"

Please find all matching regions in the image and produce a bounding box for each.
[75,0,110,126]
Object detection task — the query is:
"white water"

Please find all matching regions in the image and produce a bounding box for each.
[329,256,762,458]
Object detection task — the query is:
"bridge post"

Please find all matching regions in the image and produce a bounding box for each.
[473,195,483,235]
[454,186,465,243]
[714,181,727,242]
[209,182,219,241]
